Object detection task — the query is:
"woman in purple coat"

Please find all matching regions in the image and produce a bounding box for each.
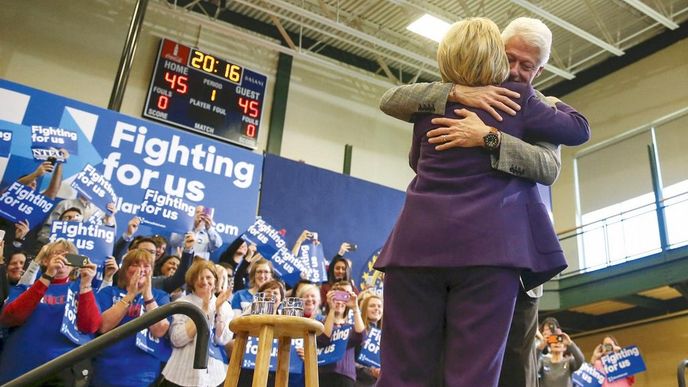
[374,18,590,387]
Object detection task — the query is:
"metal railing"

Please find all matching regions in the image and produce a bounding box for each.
[557,190,688,276]
[2,301,209,387]
[678,359,688,387]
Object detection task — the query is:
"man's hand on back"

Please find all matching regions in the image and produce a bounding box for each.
[428,109,494,151]
[449,84,521,121]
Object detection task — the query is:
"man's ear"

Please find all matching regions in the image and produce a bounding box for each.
[535,66,544,79]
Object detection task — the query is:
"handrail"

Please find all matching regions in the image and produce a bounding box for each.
[2,301,209,387]
[678,359,688,387]
[556,189,688,238]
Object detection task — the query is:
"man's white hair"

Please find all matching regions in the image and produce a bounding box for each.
[501,17,552,66]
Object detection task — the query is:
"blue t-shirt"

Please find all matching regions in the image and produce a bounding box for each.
[230,288,254,313]
[92,286,170,387]
[0,282,87,383]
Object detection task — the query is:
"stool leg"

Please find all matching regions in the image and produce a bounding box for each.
[303,332,319,387]
[253,325,275,387]
[225,332,248,387]
[275,336,292,387]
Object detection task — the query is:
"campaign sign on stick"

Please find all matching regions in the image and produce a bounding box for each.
[0,130,12,158]
[71,164,117,213]
[317,325,351,366]
[60,285,94,345]
[242,336,301,373]
[49,221,115,268]
[30,125,78,158]
[0,182,55,229]
[136,188,195,234]
[572,363,605,387]
[297,241,328,283]
[357,327,381,368]
[601,345,646,382]
[241,217,309,286]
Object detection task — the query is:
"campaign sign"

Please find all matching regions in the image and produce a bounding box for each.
[31,125,79,161]
[0,130,12,158]
[241,217,309,286]
[49,221,115,268]
[297,242,328,283]
[0,80,263,260]
[601,345,646,382]
[357,327,381,368]
[572,363,605,387]
[317,325,351,366]
[60,285,94,345]
[71,164,117,213]
[242,336,301,373]
[137,188,194,233]
[0,182,55,229]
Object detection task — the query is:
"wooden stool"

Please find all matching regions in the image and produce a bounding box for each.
[225,315,324,387]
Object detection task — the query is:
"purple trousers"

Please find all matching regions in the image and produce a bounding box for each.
[377,266,520,387]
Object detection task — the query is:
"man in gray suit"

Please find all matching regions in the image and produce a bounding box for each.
[379,17,562,387]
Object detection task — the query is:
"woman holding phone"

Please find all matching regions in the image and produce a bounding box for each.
[0,239,100,385]
[590,336,635,387]
[318,281,366,387]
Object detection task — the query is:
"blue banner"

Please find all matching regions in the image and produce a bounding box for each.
[601,345,646,382]
[572,363,605,387]
[296,241,327,283]
[242,336,301,373]
[316,325,351,366]
[137,188,195,233]
[357,327,381,368]
[71,164,117,213]
[31,125,79,157]
[0,79,263,260]
[0,182,55,229]
[241,217,309,286]
[60,286,94,345]
[0,130,12,158]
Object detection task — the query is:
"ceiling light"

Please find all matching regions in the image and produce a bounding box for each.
[407,14,451,43]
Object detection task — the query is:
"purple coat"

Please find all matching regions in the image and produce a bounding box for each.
[375,82,590,290]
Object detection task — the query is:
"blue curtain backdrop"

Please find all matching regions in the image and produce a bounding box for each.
[258,154,406,282]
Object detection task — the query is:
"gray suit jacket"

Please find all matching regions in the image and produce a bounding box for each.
[379,82,561,186]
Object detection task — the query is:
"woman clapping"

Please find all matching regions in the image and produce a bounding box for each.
[161,260,234,387]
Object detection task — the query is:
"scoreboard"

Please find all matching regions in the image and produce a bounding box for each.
[143,38,267,149]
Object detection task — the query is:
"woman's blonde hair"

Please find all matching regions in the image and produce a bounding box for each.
[37,239,78,272]
[360,294,383,329]
[185,260,218,293]
[437,17,509,86]
[117,248,155,288]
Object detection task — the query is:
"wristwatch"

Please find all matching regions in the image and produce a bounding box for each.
[483,128,501,152]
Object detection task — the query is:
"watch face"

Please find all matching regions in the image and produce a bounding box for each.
[484,133,499,149]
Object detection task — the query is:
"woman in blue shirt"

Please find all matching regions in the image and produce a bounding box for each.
[92,248,170,387]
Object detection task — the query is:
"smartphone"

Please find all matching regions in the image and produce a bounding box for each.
[0,229,5,241]
[311,232,319,241]
[546,334,564,345]
[201,207,215,219]
[333,290,350,302]
[64,254,89,268]
[47,156,57,166]
[603,343,614,352]
[348,242,358,252]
